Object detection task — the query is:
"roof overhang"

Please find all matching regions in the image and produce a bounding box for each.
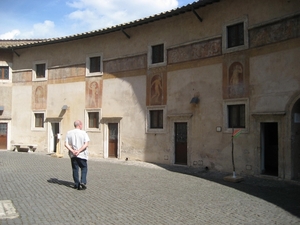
[5,0,220,49]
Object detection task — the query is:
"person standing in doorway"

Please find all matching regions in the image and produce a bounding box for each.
[65,120,90,190]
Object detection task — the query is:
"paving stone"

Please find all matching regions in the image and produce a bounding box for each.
[0,151,299,224]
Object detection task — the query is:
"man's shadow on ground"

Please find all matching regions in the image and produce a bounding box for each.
[47,178,74,189]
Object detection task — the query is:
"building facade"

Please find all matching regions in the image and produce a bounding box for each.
[1,0,300,180]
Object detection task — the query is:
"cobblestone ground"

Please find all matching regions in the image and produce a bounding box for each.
[0,150,300,225]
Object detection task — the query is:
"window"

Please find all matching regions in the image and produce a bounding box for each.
[0,66,9,80]
[0,62,12,82]
[85,109,101,131]
[228,104,245,128]
[148,43,166,68]
[33,61,48,81]
[34,113,44,128]
[86,53,103,76]
[88,112,99,128]
[36,63,46,78]
[152,44,164,64]
[150,110,163,129]
[222,16,248,53]
[227,23,244,48]
[90,56,101,73]
[223,99,249,133]
[146,106,166,133]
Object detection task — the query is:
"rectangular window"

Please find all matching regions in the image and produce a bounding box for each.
[36,63,46,78]
[90,56,101,73]
[152,44,164,64]
[228,104,245,128]
[150,110,163,129]
[0,66,9,80]
[34,113,44,128]
[227,23,244,48]
[88,112,99,128]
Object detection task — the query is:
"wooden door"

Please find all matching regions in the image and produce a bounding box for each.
[108,123,118,158]
[0,123,7,149]
[175,122,187,165]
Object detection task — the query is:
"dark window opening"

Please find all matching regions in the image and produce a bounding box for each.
[0,66,9,80]
[90,56,101,73]
[35,113,44,128]
[228,104,245,128]
[36,64,46,78]
[227,23,244,48]
[150,110,163,129]
[88,112,99,128]
[152,44,164,64]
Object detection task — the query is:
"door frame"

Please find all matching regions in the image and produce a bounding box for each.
[252,113,284,178]
[102,117,122,159]
[168,114,192,166]
[46,118,62,154]
[0,120,11,150]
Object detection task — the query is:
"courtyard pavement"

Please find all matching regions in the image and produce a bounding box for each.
[0,150,300,225]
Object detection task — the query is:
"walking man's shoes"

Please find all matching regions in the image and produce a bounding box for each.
[78,183,87,190]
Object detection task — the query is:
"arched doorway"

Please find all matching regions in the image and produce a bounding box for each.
[291,98,300,180]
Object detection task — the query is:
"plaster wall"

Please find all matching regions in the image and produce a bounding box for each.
[102,75,147,160]
[250,45,300,113]
[11,85,47,148]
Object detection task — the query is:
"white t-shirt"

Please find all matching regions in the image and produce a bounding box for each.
[65,128,90,160]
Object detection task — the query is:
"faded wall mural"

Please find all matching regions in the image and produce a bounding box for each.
[85,79,102,108]
[32,84,47,109]
[147,67,167,106]
[223,54,249,99]
[228,62,244,98]
[168,38,221,64]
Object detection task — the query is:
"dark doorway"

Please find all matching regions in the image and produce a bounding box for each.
[108,123,118,158]
[175,122,187,165]
[0,123,7,149]
[291,98,300,180]
[52,123,59,153]
[261,122,278,176]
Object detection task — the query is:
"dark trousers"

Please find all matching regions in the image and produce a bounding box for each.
[71,157,88,187]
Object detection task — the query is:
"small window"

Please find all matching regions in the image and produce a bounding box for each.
[227,23,244,48]
[90,56,101,73]
[88,112,99,128]
[33,61,48,81]
[86,53,103,76]
[150,110,163,129]
[228,104,245,128]
[222,16,248,53]
[85,109,101,131]
[152,44,164,64]
[0,66,9,80]
[36,63,46,78]
[34,113,44,128]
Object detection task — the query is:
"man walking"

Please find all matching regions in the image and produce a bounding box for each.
[65,120,90,190]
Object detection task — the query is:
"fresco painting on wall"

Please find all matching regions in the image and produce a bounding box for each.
[33,84,47,110]
[228,62,244,98]
[150,74,163,105]
[86,79,102,108]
